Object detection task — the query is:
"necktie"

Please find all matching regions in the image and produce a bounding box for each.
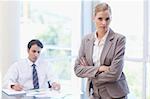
[32,64,39,89]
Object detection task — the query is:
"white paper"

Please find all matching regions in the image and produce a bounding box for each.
[2,89,26,95]
[26,88,71,98]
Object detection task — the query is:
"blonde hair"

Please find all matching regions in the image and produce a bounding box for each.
[94,3,111,16]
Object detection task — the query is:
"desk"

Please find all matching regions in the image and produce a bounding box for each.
[2,90,83,99]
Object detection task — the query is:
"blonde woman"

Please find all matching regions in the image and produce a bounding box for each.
[74,3,129,99]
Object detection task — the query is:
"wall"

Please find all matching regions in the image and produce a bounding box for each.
[0,1,20,79]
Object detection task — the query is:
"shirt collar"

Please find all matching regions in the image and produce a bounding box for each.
[27,58,39,67]
[94,28,110,45]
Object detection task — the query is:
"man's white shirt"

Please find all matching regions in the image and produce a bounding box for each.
[3,58,57,90]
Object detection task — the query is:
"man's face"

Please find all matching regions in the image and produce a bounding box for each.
[28,44,42,63]
[93,10,111,33]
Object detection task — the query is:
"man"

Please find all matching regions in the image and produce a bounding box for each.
[3,39,60,91]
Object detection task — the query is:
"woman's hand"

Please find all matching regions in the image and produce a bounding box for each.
[79,57,88,66]
[98,65,110,72]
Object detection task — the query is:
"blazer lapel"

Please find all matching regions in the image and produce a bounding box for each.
[100,29,114,65]
[86,34,95,66]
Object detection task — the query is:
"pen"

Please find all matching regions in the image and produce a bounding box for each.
[48,81,52,88]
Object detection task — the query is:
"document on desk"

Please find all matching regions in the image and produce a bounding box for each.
[26,88,71,98]
[2,89,26,95]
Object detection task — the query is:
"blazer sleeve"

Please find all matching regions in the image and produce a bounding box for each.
[74,37,99,78]
[94,35,126,85]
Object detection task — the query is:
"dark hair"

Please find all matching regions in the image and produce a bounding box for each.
[27,39,43,49]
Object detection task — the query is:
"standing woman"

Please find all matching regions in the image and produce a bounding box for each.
[74,3,129,99]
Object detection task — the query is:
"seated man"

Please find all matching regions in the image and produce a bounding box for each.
[3,39,60,91]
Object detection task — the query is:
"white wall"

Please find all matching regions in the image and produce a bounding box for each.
[0,1,20,78]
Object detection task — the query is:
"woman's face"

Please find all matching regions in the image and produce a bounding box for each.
[93,10,111,33]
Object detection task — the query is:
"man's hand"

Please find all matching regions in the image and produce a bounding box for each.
[79,57,88,66]
[11,83,23,91]
[99,65,110,72]
[51,82,61,91]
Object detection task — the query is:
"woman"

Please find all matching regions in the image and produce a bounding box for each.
[74,3,129,99]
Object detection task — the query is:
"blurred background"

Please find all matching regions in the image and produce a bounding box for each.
[0,0,150,99]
